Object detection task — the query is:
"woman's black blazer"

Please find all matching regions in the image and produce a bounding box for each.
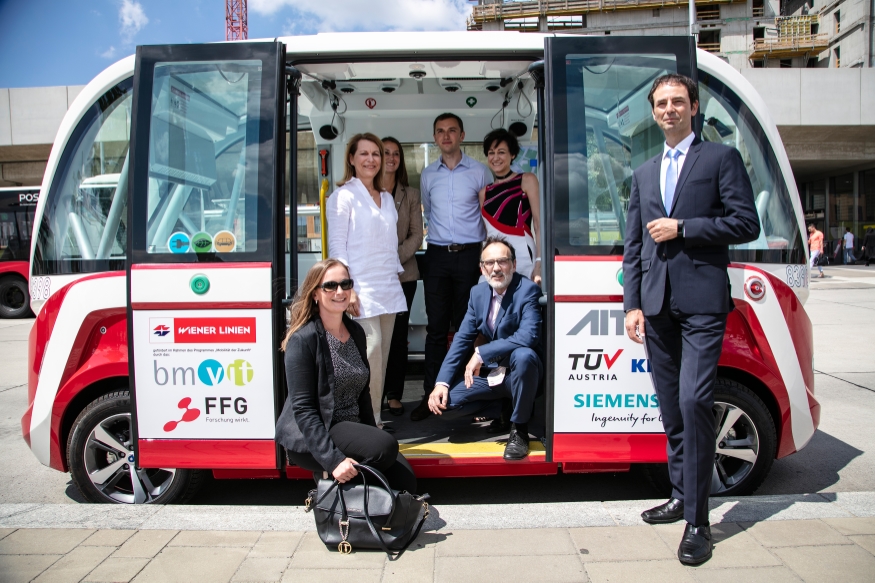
[275,314,375,473]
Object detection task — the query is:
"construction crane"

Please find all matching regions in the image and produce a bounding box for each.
[226,0,248,41]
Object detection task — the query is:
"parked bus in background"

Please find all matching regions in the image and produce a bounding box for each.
[0,186,38,318]
[21,32,818,505]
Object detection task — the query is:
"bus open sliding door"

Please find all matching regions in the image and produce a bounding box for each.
[126,42,287,477]
[542,37,697,468]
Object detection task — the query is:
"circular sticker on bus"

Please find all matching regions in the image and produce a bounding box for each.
[191,232,213,253]
[213,230,237,253]
[167,232,191,253]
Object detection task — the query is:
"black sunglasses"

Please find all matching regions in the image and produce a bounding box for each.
[319,279,354,292]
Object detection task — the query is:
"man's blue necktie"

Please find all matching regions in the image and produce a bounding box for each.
[663,149,680,215]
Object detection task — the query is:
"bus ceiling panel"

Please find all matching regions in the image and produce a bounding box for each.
[295,60,535,83]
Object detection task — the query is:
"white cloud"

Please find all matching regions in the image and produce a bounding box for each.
[100,46,117,59]
[251,0,470,33]
[119,0,149,43]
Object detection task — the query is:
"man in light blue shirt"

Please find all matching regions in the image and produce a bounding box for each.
[410,113,489,421]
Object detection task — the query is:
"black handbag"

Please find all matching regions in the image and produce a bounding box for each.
[304,464,429,558]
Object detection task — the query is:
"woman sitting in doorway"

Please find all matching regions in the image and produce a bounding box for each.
[275,258,417,492]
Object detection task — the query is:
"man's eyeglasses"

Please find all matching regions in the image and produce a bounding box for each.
[480,258,512,269]
[319,279,354,292]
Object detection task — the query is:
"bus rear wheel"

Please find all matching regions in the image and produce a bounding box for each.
[67,391,204,504]
[642,378,777,498]
[0,275,32,318]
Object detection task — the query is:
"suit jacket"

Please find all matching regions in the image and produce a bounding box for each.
[275,314,375,473]
[393,183,423,283]
[436,272,542,386]
[622,138,761,316]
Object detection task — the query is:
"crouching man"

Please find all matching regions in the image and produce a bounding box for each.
[427,236,543,460]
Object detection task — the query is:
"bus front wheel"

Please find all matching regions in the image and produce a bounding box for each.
[67,391,205,504]
[642,378,777,498]
[0,275,32,318]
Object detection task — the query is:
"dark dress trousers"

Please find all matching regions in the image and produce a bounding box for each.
[436,272,543,423]
[275,315,416,492]
[622,137,760,525]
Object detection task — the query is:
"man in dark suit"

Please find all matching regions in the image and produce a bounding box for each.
[427,236,542,460]
[622,74,760,565]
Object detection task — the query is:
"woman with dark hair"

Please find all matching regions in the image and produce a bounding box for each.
[275,258,417,491]
[381,137,423,417]
[327,133,407,430]
[479,128,542,285]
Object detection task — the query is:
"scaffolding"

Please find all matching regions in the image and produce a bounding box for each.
[749,15,828,60]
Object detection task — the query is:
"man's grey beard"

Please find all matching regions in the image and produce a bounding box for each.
[487,273,511,292]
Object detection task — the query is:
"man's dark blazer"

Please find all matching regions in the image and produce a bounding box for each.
[436,272,542,386]
[622,137,761,316]
[275,314,375,473]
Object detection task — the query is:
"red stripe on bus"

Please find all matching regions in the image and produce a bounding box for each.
[131,262,271,270]
[131,302,272,310]
[552,433,668,463]
[555,295,623,303]
[555,256,623,261]
[138,439,277,469]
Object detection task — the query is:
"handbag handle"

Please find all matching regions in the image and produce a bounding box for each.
[305,463,395,515]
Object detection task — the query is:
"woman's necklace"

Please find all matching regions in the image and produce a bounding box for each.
[325,323,348,342]
[494,170,515,181]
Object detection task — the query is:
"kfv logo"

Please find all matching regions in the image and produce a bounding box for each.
[567,310,625,336]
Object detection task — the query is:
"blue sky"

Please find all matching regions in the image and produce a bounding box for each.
[0,0,472,88]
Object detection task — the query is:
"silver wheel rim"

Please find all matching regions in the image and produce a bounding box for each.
[712,401,760,494]
[83,412,177,504]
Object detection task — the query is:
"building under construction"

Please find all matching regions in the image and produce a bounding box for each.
[468,0,872,70]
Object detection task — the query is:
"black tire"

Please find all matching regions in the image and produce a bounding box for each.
[642,378,777,498]
[67,391,205,504]
[0,275,32,318]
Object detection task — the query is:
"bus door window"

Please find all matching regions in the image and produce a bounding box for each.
[556,54,677,255]
[145,61,263,255]
[698,74,803,264]
[33,80,132,275]
[0,211,19,259]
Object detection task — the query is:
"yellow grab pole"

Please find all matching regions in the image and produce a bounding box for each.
[319,178,329,259]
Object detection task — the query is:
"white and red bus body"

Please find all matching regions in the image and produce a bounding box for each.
[22,32,818,503]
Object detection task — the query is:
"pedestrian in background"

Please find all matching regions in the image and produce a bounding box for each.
[862,227,875,267]
[843,227,857,265]
[808,223,824,278]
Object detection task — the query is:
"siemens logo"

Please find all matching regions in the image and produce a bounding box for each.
[573,393,659,408]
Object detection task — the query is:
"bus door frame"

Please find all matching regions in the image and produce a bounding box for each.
[125,41,287,470]
[541,36,698,464]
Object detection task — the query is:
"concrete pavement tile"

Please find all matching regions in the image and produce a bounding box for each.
[0,528,94,554]
[822,517,875,535]
[741,519,851,547]
[711,493,853,523]
[82,529,137,546]
[0,554,61,583]
[585,559,695,583]
[432,501,615,529]
[830,491,875,517]
[436,555,587,583]
[287,532,387,569]
[690,566,803,583]
[131,546,249,583]
[82,557,150,582]
[231,557,290,582]
[652,522,781,569]
[602,498,664,526]
[281,568,382,582]
[772,544,875,583]
[33,545,115,583]
[849,535,875,555]
[382,546,434,583]
[0,528,16,540]
[112,530,178,558]
[168,530,261,547]
[569,525,673,561]
[249,531,303,557]
[434,528,577,557]
[139,505,313,532]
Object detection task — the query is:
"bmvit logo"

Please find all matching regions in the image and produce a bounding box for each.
[154,358,254,387]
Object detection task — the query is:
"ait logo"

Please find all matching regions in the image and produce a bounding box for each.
[153,325,170,337]
[163,397,200,432]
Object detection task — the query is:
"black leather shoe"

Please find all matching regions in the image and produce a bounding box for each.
[503,428,529,460]
[641,498,685,524]
[678,523,712,566]
[410,400,431,421]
